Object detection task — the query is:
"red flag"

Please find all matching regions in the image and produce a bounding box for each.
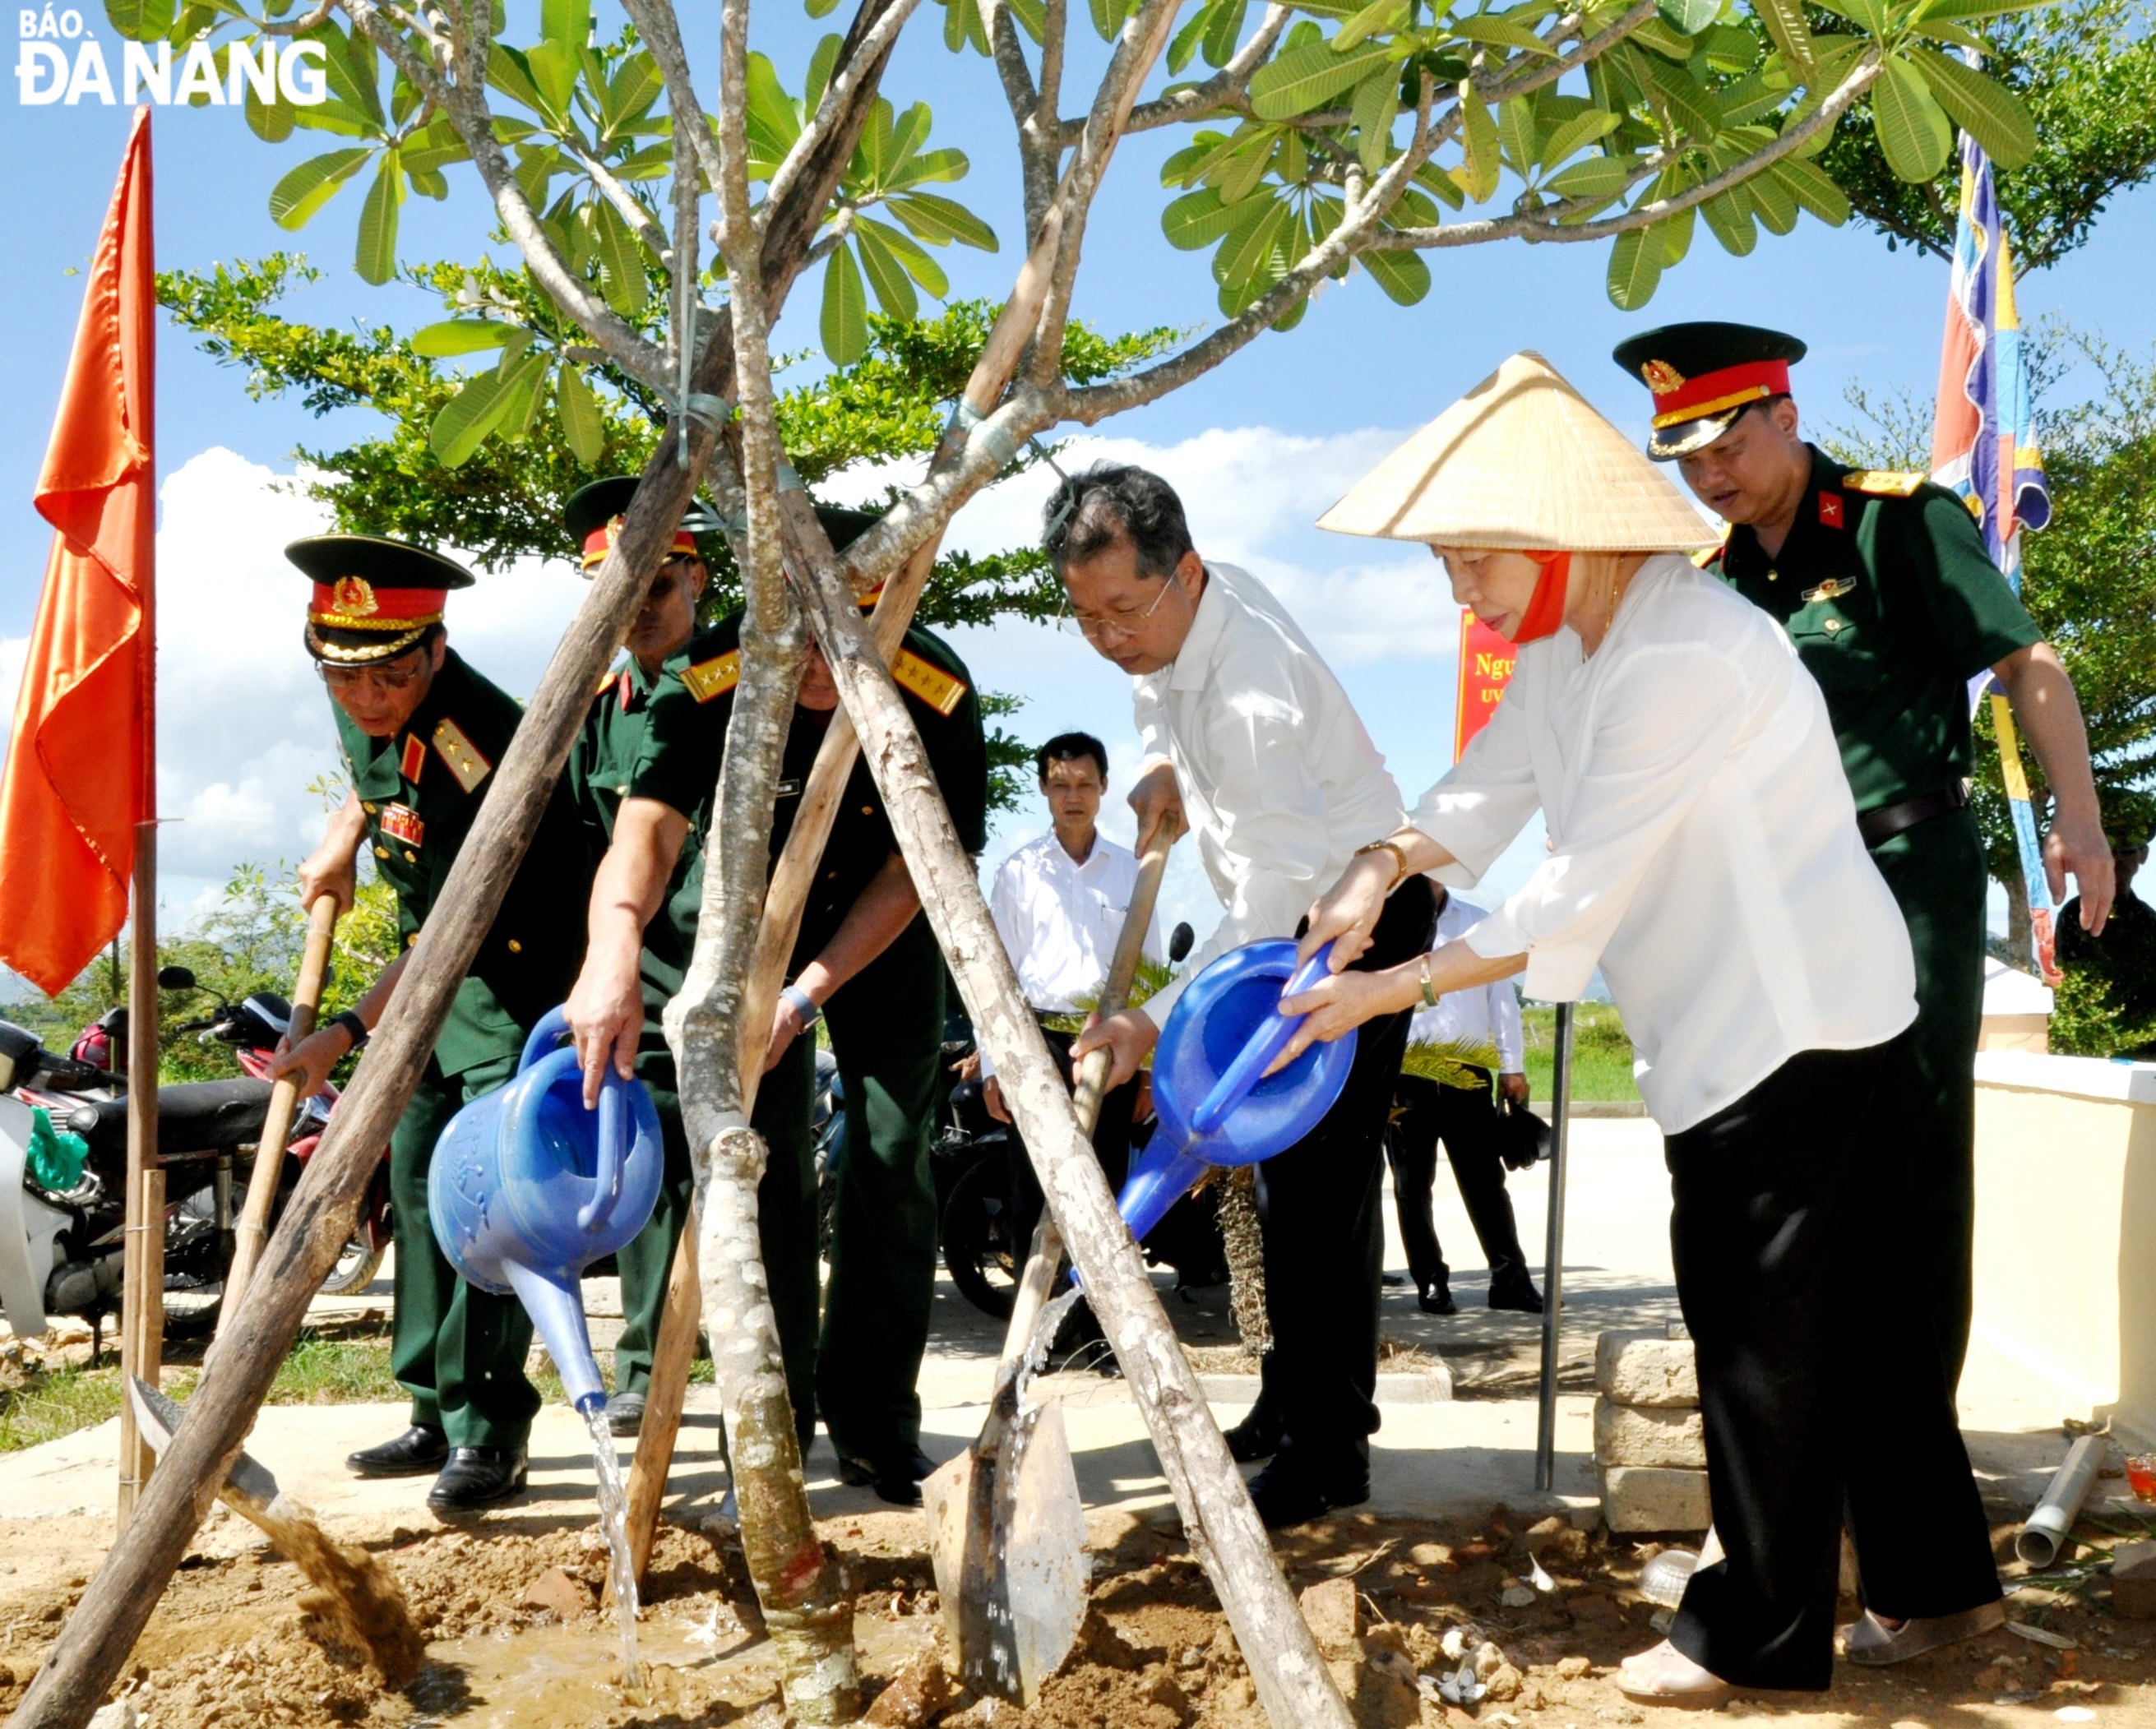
[0,111,155,996]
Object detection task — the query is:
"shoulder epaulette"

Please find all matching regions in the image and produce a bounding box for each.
[1843,469,1927,497]
[432,719,493,793]
[680,650,741,705]
[594,667,621,697]
[891,648,969,718]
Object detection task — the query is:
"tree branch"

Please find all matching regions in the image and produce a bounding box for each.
[618,0,729,206]
[763,0,928,223]
[1118,2,1291,135]
[562,133,674,261]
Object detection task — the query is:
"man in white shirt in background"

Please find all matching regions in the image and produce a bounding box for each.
[1052,462,1437,1528]
[1389,889,1543,1316]
[983,730,1160,1272]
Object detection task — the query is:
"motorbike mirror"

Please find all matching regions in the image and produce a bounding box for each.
[156,965,197,992]
[1168,922,1196,965]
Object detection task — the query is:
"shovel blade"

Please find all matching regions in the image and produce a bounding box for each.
[128,1375,284,1520]
[927,1402,1090,1704]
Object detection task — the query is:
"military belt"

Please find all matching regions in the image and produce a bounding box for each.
[1858,782,1970,849]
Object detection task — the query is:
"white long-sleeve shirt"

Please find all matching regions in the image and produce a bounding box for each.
[1408,892,1525,1071]
[1410,554,1916,1134]
[1133,562,1407,1021]
[988,829,1164,1013]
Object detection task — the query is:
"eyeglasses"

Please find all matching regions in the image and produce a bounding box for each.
[1057,576,1180,644]
[317,657,428,691]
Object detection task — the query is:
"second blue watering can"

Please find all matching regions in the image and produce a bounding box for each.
[428,1006,663,1415]
[1113,939,1358,1244]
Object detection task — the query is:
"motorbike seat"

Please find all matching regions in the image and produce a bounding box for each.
[67,1077,275,1160]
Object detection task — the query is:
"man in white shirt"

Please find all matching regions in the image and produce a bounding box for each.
[1388,890,1541,1316]
[983,731,1159,1275]
[1053,463,1436,1528]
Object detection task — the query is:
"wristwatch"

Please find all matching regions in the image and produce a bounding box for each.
[1353,838,1410,894]
[327,1010,370,1051]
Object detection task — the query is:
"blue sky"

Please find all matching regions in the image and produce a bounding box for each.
[2,7,2152,959]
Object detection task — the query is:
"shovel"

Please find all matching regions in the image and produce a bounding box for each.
[924,818,1177,1704]
[129,1376,426,1684]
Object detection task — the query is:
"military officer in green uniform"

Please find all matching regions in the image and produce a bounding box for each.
[1614,324,2113,1388]
[564,514,988,1505]
[273,535,587,1513]
[558,477,715,1438]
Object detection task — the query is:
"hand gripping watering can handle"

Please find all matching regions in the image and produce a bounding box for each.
[1190,941,1340,1137]
[518,1006,627,1231]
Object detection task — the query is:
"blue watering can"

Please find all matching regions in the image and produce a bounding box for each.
[1114,940,1358,1244]
[428,1006,664,1415]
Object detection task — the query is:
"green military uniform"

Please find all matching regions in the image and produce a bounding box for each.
[628,610,988,1468]
[331,647,590,1446]
[565,650,701,1398]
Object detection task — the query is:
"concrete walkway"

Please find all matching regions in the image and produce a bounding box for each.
[0,1119,2102,1538]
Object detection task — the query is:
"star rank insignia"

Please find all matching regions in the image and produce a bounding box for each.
[1818,492,1845,529]
[432,719,493,793]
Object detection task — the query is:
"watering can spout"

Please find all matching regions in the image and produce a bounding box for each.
[503,1259,608,1415]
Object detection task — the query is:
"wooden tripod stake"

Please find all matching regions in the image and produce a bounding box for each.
[220,894,339,1320]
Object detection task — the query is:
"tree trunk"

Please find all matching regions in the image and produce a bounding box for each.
[780,488,1354,1729]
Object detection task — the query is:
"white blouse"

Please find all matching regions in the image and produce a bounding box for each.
[1409,555,1916,1134]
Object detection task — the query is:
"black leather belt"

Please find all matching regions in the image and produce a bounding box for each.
[1858,782,1969,848]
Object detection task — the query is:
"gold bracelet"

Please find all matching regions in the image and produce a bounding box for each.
[1352,838,1409,894]
[1418,955,1438,1007]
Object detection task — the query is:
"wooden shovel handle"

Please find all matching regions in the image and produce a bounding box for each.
[220,894,339,1322]
[993,821,1177,1377]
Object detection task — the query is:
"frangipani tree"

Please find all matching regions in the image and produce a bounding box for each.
[22,0,2044,1724]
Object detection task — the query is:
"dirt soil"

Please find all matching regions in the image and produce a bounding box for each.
[1,1502,2153,1729]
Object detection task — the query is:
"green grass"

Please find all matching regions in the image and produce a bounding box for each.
[1521,1003,1640,1103]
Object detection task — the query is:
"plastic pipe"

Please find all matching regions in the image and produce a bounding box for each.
[2015,1433,2106,1566]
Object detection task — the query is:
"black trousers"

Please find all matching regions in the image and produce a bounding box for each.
[1006,1022,1140,1263]
[1386,1070,1533,1292]
[1666,1042,2001,1690]
[1254,874,1437,1463]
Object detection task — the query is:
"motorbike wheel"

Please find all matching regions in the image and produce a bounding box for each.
[318,1233,385,1296]
[940,1156,1020,1321]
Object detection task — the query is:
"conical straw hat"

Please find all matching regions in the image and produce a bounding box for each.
[1317,352,1717,552]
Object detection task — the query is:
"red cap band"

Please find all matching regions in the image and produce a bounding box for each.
[308,577,446,631]
[1645,358,1790,429]
[581,519,701,571]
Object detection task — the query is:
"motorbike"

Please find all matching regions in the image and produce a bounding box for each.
[0,968,388,1354]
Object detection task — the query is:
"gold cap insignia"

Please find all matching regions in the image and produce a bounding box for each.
[1640,359,1686,395]
[604,515,627,550]
[331,576,379,617]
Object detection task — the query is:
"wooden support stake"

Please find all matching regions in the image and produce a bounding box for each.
[221,895,337,1320]
[785,492,1353,1729]
[116,820,161,1522]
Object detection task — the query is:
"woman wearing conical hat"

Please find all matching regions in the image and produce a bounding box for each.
[1270,354,2004,1702]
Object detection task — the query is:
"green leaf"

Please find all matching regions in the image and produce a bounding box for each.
[1606,227,1663,308]
[1162,187,1264,249]
[430,369,511,467]
[411,320,517,357]
[1498,96,1542,175]
[523,40,577,122]
[1332,0,1405,53]
[1538,106,1619,169]
[885,146,971,190]
[1168,3,1211,73]
[1202,0,1248,65]
[1218,126,1284,204]
[806,35,842,108]
[1545,155,1636,199]
[557,365,606,463]
[1905,0,2050,18]
[1745,163,1798,233]
[1089,0,1127,41]
[1639,52,1722,140]
[1213,194,1292,294]
[1249,39,1396,118]
[885,192,999,250]
[401,118,470,175]
[487,45,552,118]
[854,217,923,317]
[540,0,590,49]
[1359,245,1431,305]
[807,0,841,16]
[323,25,384,128]
[1450,12,1554,55]
[267,146,372,230]
[1825,0,1889,35]
[821,241,870,364]
[1455,82,1501,201]
[104,0,175,39]
[244,72,295,143]
[1699,184,1757,254]
[601,52,665,136]
[1656,0,1718,34]
[1904,45,2036,167]
[858,215,951,294]
[590,197,650,317]
[354,146,403,285]
[1871,53,1954,181]
[1761,155,1849,224]
[943,0,989,54]
[1350,67,1400,171]
[1750,0,1816,81]
[492,352,549,440]
[1658,202,1695,265]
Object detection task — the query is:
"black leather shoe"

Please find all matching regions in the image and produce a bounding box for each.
[1489,1278,1546,1314]
[1223,1411,1284,1464]
[607,1392,646,1437]
[836,1454,924,1506]
[1418,1283,1459,1315]
[346,1425,447,1478]
[1247,1456,1370,1529]
[427,1446,529,1513]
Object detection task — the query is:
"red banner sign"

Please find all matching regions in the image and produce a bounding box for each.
[1454,611,1517,761]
